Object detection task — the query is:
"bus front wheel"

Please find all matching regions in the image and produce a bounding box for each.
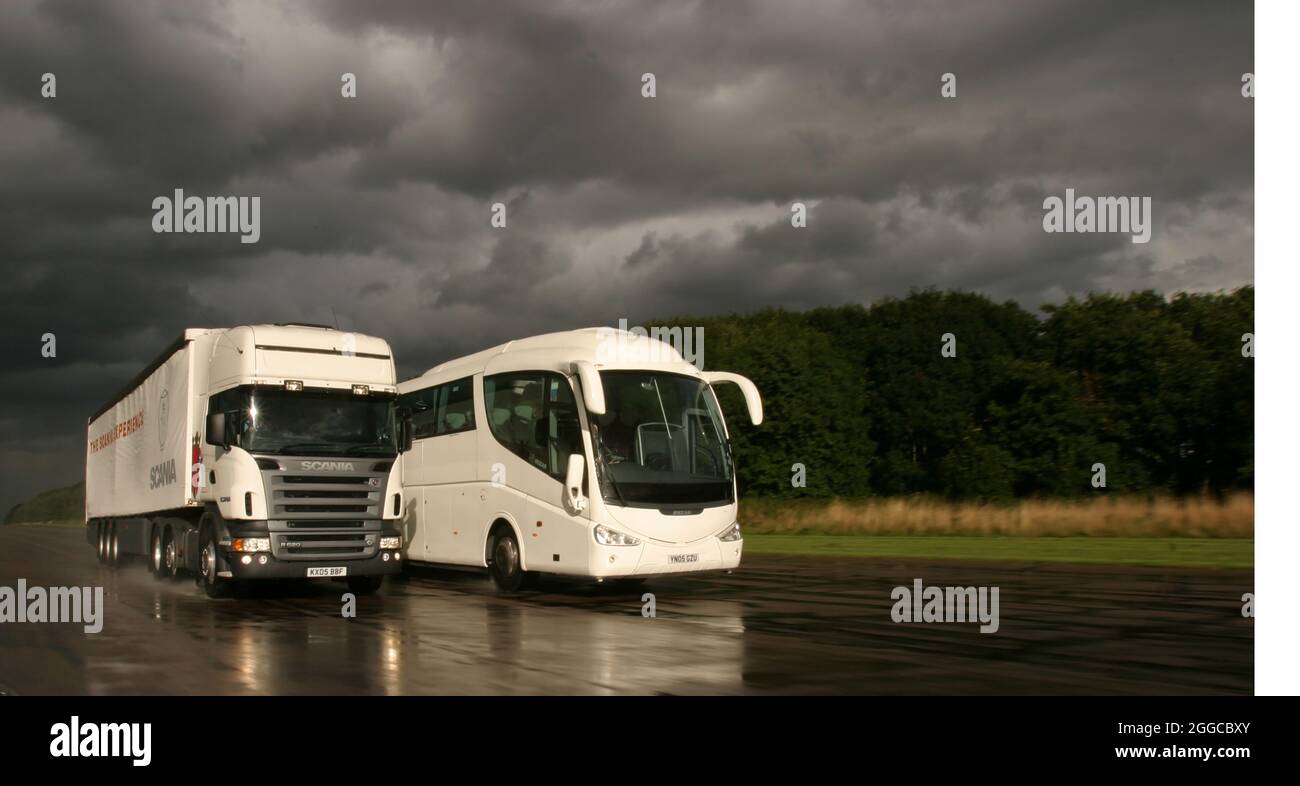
[489,529,534,592]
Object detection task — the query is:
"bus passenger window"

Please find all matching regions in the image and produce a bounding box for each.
[437,377,476,435]
[485,372,581,481]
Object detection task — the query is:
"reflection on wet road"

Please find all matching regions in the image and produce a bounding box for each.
[0,525,1251,695]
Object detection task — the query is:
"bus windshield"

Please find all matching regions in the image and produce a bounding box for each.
[590,371,733,507]
[219,388,399,457]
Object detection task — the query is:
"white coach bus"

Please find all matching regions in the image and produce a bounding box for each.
[396,328,762,590]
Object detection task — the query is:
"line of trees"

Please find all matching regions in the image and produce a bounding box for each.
[655,287,1254,501]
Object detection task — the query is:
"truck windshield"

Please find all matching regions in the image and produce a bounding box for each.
[590,371,733,507]
[228,389,398,457]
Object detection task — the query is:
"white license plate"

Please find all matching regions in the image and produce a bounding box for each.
[307,566,347,578]
[668,553,699,564]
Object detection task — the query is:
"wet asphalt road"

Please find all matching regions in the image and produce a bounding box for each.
[0,524,1252,695]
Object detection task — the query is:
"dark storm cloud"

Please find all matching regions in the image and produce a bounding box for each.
[315,0,1252,203]
[0,0,1252,511]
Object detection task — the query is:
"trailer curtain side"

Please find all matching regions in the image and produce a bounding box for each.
[85,343,198,520]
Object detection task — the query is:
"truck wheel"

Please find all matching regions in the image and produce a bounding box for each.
[346,576,383,596]
[489,530,534,592]
[150,526,166,579]
[163,528,181,579]
[107,522,120,567]
[96,523,107,564]
[198,528,230,599]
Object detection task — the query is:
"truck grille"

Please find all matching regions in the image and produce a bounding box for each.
[257,456,392,560]
[264,470,387,520]
[286,519,364,529]
[277,532,372,558]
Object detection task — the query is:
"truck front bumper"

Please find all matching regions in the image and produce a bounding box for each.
[219,517,403,580]
[223,548,403,580]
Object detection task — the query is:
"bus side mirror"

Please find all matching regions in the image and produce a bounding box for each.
[572,361,606,416]
[564,454,587,514]
[205,412,230,448]
[700,372,763,426]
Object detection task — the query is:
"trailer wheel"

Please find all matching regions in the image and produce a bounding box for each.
[107,522,120,567]
[489,528,534,592]
[198,527,230,598]
[96,522,107,564]
[346,575,383,596]
[163,528,180,579]
[150,526,166,579]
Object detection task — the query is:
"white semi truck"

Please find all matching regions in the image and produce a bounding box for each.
[85,324,408,597]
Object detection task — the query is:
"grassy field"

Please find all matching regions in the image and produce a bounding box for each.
[8,519,84,529]
[4,487,1255,568]
[742,493,1253,538]
[743,534,1253,568]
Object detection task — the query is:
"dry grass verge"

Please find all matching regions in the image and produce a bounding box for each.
[742,494,1254,538]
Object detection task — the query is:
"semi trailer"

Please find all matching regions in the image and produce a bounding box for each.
[85,324,407,597]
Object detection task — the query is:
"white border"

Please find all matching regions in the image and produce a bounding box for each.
[1255,1,1299,695]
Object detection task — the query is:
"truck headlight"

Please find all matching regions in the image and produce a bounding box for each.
[380,536,402,550]
[232,537,271,553]
[718,521,742,542]
[594,524,640,547]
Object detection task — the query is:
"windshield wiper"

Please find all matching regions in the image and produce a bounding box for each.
[651,378,674,445]
[342,444,398,456]
[603,465,629,508]
[274,442,349,455]
[592,425,630,507]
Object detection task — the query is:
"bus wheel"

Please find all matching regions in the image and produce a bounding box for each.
[150,526,166,579]
[489,530,534,591]
[346,576,383,596]
[198,527,230,598]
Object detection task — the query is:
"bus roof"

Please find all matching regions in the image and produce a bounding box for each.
[403,327,701,389]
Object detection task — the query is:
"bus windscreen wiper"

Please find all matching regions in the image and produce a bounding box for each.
[591,424,630,507]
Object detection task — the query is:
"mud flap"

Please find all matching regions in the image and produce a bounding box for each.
[183,527,202,572]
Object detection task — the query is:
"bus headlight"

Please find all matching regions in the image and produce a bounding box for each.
[232,537,271,553]
[380,536,402,550]
[594,525,641,547]
[718,522,742,542]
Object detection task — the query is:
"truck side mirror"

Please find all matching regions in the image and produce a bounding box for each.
[397,407,413,449]
[205,412,229,448]
[400,414,414,453]
[564,454,587,514]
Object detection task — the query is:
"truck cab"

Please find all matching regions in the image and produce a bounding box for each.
[87,323,409,598]
[193,324,406,596]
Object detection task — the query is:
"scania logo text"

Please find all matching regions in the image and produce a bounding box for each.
[300,461,355,471]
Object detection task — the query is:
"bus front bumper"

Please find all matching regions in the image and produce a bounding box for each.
[590,537,743,578]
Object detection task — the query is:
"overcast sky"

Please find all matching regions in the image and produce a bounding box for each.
[0,0,1252,512]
